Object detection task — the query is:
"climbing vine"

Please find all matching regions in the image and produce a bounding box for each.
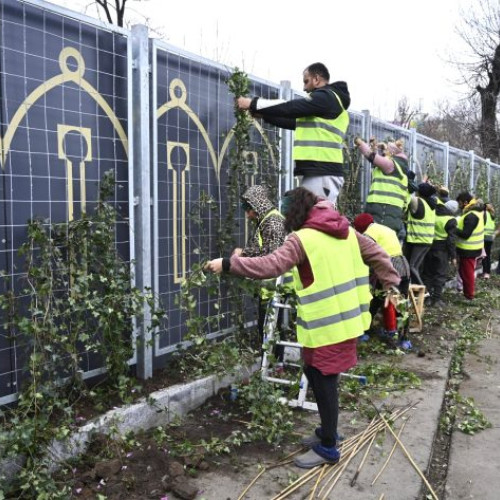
[0,171,162,498]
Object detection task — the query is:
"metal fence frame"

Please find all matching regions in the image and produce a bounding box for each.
[2,0,500,405]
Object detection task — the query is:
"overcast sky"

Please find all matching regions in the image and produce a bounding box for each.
[45,0,475,120]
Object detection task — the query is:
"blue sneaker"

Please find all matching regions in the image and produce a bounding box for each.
[399,340,412,350]
[358,334,370,342]
[294,444,340,468]
[301,427,344,447]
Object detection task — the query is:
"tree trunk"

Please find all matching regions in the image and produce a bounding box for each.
[476,44,500,162]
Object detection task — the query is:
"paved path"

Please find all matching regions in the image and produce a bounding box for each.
[445,322,500,500]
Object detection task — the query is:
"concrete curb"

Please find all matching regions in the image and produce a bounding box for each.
[1,362,260,477]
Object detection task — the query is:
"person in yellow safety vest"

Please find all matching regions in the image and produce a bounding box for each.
[403,182,437,286]
[422,198,458,307]
[354,137,415,234]
[352,213,411,348]
[205,187,401,469]
[236,62,349,205]
[233,185,289,358]
[480,202,496,279]
[455,192,485,300]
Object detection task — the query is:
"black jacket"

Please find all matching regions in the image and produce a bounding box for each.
[250,82,350,177]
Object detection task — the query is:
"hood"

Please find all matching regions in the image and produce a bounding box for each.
[327,81,350,110]
[435,202,453,216]
[301,200,350,239]
[463,198,485,214]
[241,185,275,219]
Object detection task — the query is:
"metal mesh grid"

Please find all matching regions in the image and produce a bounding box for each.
[448,147,472,198]
[415,136,446,184]
[0,0,130,402]
[153,43,282,354]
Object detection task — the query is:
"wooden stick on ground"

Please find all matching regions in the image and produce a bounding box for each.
[308,464,328,500]
[237,467,266,500]
[377,411,439,500]
[371,418,409,486]
[350,431,377,487]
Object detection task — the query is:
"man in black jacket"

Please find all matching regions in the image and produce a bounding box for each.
[422,199,457,307]
[236,62,350,204]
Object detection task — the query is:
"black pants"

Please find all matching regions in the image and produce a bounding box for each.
[403,242,430,286]
[303,365,339,448]
[482,240,493,274]
[422,246,449,301]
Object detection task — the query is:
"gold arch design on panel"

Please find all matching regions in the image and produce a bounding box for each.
[156,78,278,181]
[57,124,92,221]
[157,78,219,179]
[217,120,278,175]
[0,47,128,169]
[167,142,190,283]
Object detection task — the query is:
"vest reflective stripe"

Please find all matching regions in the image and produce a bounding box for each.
[364,223,402,257]
[295,120,347,138]
[366,159,408,208]
[293,91,349,164]
[406,198,436,244]
[456,212,484,250]
[292,228,372,348]
[298,276,370,304]
[484,211,495,240]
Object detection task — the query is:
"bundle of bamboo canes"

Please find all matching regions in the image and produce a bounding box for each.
[237,402,439,500]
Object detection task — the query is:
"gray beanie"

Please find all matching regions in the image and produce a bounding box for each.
[445,200,459,215]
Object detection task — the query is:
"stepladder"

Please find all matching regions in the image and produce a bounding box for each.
[260,276,367,412]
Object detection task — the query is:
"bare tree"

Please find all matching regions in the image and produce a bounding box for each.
[456,0,500,161]
[94,0,128,27]
[417,98,482,152]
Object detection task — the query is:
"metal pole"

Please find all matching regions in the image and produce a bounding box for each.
[131,25,153,379]
[279,80,294,195]
[443,141,450,189]
[362,109,372,203]
[469,150,475,192]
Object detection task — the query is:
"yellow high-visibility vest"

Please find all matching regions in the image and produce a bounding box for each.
[293,91,348,164]
[292,227,371,348]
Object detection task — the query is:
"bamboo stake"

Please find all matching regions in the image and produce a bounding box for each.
[271,468,323,500]
[350,431,377,486]
[377,411,439,500]
[308,464,328,500]
[272,404,416,500]
[319,418,377,499]
[237,467,266,500]
[371,418,409,485]
[378,494,385,500]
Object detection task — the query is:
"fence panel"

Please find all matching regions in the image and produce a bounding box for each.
[151,40,283,356]
[0,0,132,403]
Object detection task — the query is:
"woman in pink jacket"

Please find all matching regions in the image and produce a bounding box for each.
[205,188,400,468]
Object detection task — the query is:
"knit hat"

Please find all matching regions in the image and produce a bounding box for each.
[417,182,437,198]
[353,213,374,233]
[444,200,459,215]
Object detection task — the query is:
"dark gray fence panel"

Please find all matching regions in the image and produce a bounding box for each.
[0,0,131,403]
[152,41,282,356]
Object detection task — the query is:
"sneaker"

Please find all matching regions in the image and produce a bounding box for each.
[294,444,340,469]
[358,334,370,343]
[399,340,412,350]
[431,299,446,308]
[301,427,343,447]
[483,273,491,279]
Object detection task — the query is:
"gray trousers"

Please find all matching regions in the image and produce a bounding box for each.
[299,176,344,205]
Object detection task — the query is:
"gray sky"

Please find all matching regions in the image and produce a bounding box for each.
[45,0,474,120]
